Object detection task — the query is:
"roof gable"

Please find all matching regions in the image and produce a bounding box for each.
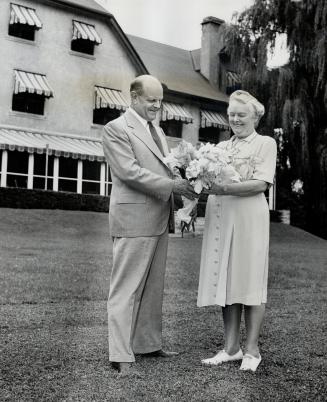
[44,0,110,15]
[128,35,228,103]
[42,0,148,74]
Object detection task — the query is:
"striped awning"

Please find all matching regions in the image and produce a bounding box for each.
[201,111,229,129]
[0,128,105,162]
[227,71,241,88]
[72,21,102,44]
[161,102,193,123]
[14,70,54,98]
[94,86,129,110]
[10,3,42,29]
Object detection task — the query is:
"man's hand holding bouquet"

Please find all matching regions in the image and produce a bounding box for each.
[164,140,241,224]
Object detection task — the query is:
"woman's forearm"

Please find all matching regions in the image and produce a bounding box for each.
[210,180,268,196]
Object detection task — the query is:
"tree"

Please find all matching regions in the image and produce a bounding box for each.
[222,0,327,238]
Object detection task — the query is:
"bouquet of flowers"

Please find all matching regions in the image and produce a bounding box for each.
[164,141,241,224]
[164,140,196,172]
[185,142,240,193]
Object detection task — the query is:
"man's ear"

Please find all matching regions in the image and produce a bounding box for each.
[130,91,137,103]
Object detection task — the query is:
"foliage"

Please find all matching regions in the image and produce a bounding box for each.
[222,0,327,238]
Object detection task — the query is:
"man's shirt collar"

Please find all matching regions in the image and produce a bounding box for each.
[129,107,148,128]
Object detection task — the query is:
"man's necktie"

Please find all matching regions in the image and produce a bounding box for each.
[148,121,164,155]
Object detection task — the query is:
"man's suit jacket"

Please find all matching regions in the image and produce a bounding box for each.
[103,109,174,237]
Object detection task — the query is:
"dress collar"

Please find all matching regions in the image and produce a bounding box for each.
[231,130,257,144]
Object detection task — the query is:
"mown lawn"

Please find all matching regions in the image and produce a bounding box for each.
[0,208,326,401]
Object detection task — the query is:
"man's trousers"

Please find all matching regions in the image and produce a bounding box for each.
[107,226,169,362]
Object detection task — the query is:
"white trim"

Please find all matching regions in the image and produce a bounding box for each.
[5,34,39,46]
[9,110,47,120]
[53,157,59,191]
[68,50,96,60]
[77,160,83,194]
[27,153,34,189]
[100,162,106,196]
[1,150,8,187]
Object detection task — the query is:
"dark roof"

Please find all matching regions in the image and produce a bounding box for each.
[128,35,228,103]
[190,49,201,72]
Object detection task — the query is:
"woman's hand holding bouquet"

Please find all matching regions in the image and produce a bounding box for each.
[164,141,241,224]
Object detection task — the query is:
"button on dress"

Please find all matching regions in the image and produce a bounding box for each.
[197,132,277,307]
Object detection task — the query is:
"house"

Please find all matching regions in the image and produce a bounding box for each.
[127,27,231,149]
[0,1,269,205]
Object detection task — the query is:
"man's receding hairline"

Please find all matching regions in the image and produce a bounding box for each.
[130,75,162,94]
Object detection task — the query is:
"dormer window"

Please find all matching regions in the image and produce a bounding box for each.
[71,20,102,55]
[8,3,42,41]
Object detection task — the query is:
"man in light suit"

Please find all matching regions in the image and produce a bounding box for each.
[103,75,196,375]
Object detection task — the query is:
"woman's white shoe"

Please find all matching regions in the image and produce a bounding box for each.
[239,353,262,372]
[201,349,243,365]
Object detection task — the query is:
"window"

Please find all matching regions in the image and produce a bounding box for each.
[0,129,109,195]
[160,120,183,138]
[71,21,102,55]
[71,38,94,55]
[93,108,121,125]
[12,92,45,115]
[199,127,220,144]
[9,23,35,40]
[58,158,78,193]
[93,86,128,125]
[33,153,54,190]
[12,70,54,116]
[226,71,241,95]
[200,111,229,142]
[82,160,101,194]
[160,102,192,138]
[6,150,29,188]
[8,4,42,41]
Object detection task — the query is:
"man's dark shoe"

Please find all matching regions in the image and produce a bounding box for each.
[112,362,142,377]
[143,349,179,358]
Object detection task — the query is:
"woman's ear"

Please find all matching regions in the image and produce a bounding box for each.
[254,116,261,128]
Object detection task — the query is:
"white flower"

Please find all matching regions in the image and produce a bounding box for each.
[291,179,304,194]
[164,140,242,220]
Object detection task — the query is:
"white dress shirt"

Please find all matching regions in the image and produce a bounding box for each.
[129,107,151,134]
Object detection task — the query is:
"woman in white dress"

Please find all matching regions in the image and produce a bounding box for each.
[197,90,277,372]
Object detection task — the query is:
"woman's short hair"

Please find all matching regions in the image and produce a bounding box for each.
[229,90,265,119]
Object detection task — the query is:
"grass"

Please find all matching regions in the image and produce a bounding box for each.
[0,208,326,401]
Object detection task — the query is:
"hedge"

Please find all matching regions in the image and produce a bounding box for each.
[0,187,288,223]
[0,187,109,212]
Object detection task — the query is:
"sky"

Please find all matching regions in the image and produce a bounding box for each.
[95,0,289,67]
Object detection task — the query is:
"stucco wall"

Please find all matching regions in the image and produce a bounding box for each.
[0,0,137,139]
[181,103,201,145]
